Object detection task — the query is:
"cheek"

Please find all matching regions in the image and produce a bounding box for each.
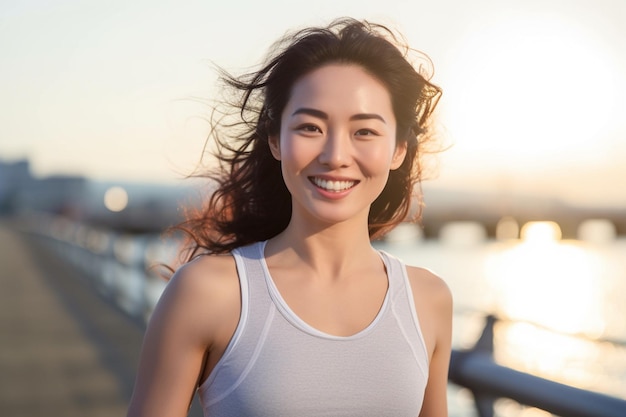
[280,138,317,170]
[358,143,397,174]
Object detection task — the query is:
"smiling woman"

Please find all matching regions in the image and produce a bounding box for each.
[442,12,620,170]
[126,18,452,417]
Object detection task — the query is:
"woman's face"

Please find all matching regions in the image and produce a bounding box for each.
[270,64,406,227]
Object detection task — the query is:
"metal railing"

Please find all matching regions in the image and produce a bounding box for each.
[449,315,626,417]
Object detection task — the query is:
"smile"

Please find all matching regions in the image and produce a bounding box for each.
[309,177,358,192]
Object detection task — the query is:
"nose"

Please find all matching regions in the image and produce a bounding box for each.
[318,129,352,168]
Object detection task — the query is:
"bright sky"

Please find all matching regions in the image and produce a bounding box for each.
[1,0,625,207]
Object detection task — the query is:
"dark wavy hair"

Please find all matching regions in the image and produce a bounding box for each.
[175,18,441,257]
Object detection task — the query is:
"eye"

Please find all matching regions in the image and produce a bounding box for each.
[297,124,323,134]
[355,128,378,137]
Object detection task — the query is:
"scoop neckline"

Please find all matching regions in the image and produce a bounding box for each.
[258,240,392,341]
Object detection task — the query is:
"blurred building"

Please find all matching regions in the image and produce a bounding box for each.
[1,159,195,233]
[1,159,87,217]
[0,159,33,214]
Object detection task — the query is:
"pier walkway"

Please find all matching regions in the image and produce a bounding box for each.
[0,222,202,417]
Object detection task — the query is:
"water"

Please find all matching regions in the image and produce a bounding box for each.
[375,226,626,415]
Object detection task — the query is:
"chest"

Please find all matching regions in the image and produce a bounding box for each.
[204,310,427,417]
[276,281,389,337]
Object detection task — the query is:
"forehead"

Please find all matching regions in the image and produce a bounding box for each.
[284,64,394,118]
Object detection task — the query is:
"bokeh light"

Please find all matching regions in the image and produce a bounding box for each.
[103,186,128,212]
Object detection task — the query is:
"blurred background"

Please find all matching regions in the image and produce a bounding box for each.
[1,0,625,416]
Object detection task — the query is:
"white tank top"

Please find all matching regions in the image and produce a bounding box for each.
[198,241,429,416]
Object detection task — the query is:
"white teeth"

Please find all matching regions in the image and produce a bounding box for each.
[311,177,355,192]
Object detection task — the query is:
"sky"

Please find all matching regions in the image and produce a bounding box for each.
[1,0,625,208]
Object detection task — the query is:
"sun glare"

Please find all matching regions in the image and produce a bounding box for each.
[521,221,562,243]
[485,222,605,336]
[443,12,620,170]
[497,320,605,395]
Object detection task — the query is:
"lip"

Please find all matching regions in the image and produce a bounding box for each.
[308,175,359,199]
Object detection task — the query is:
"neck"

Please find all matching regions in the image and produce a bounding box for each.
[266,215,378,281]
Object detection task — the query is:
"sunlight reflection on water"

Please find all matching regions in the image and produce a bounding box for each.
[485,233,605,336]
[375,222,626,402]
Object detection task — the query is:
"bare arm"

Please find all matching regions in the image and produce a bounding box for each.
[126,255,240,417]
[408,268,453,417]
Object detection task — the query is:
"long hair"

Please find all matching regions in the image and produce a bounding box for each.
[175,18,441,258]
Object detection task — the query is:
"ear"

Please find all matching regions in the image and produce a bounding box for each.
[267,135,280,161]
[268,135,281,161]
[390,141,407,170]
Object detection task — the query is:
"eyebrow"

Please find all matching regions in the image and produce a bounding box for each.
[291,108,386,123]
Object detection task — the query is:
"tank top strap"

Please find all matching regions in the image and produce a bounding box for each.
[378,249,429,377]
[233,241,270,298]
[198,241,275,405]
[231,240,275,334]
[378,249,405,297]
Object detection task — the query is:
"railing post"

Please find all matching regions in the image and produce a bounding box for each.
[474,394,497,417]
[450,315,498,417]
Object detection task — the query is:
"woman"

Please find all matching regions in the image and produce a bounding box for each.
[127,18,452,417]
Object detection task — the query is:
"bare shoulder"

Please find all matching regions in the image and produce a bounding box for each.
[150,254,240,344]
[169,253,239,292]
[127,254,241,417]
[163,254,239,304]
[404,265,453,359]
[405,265,453,309]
